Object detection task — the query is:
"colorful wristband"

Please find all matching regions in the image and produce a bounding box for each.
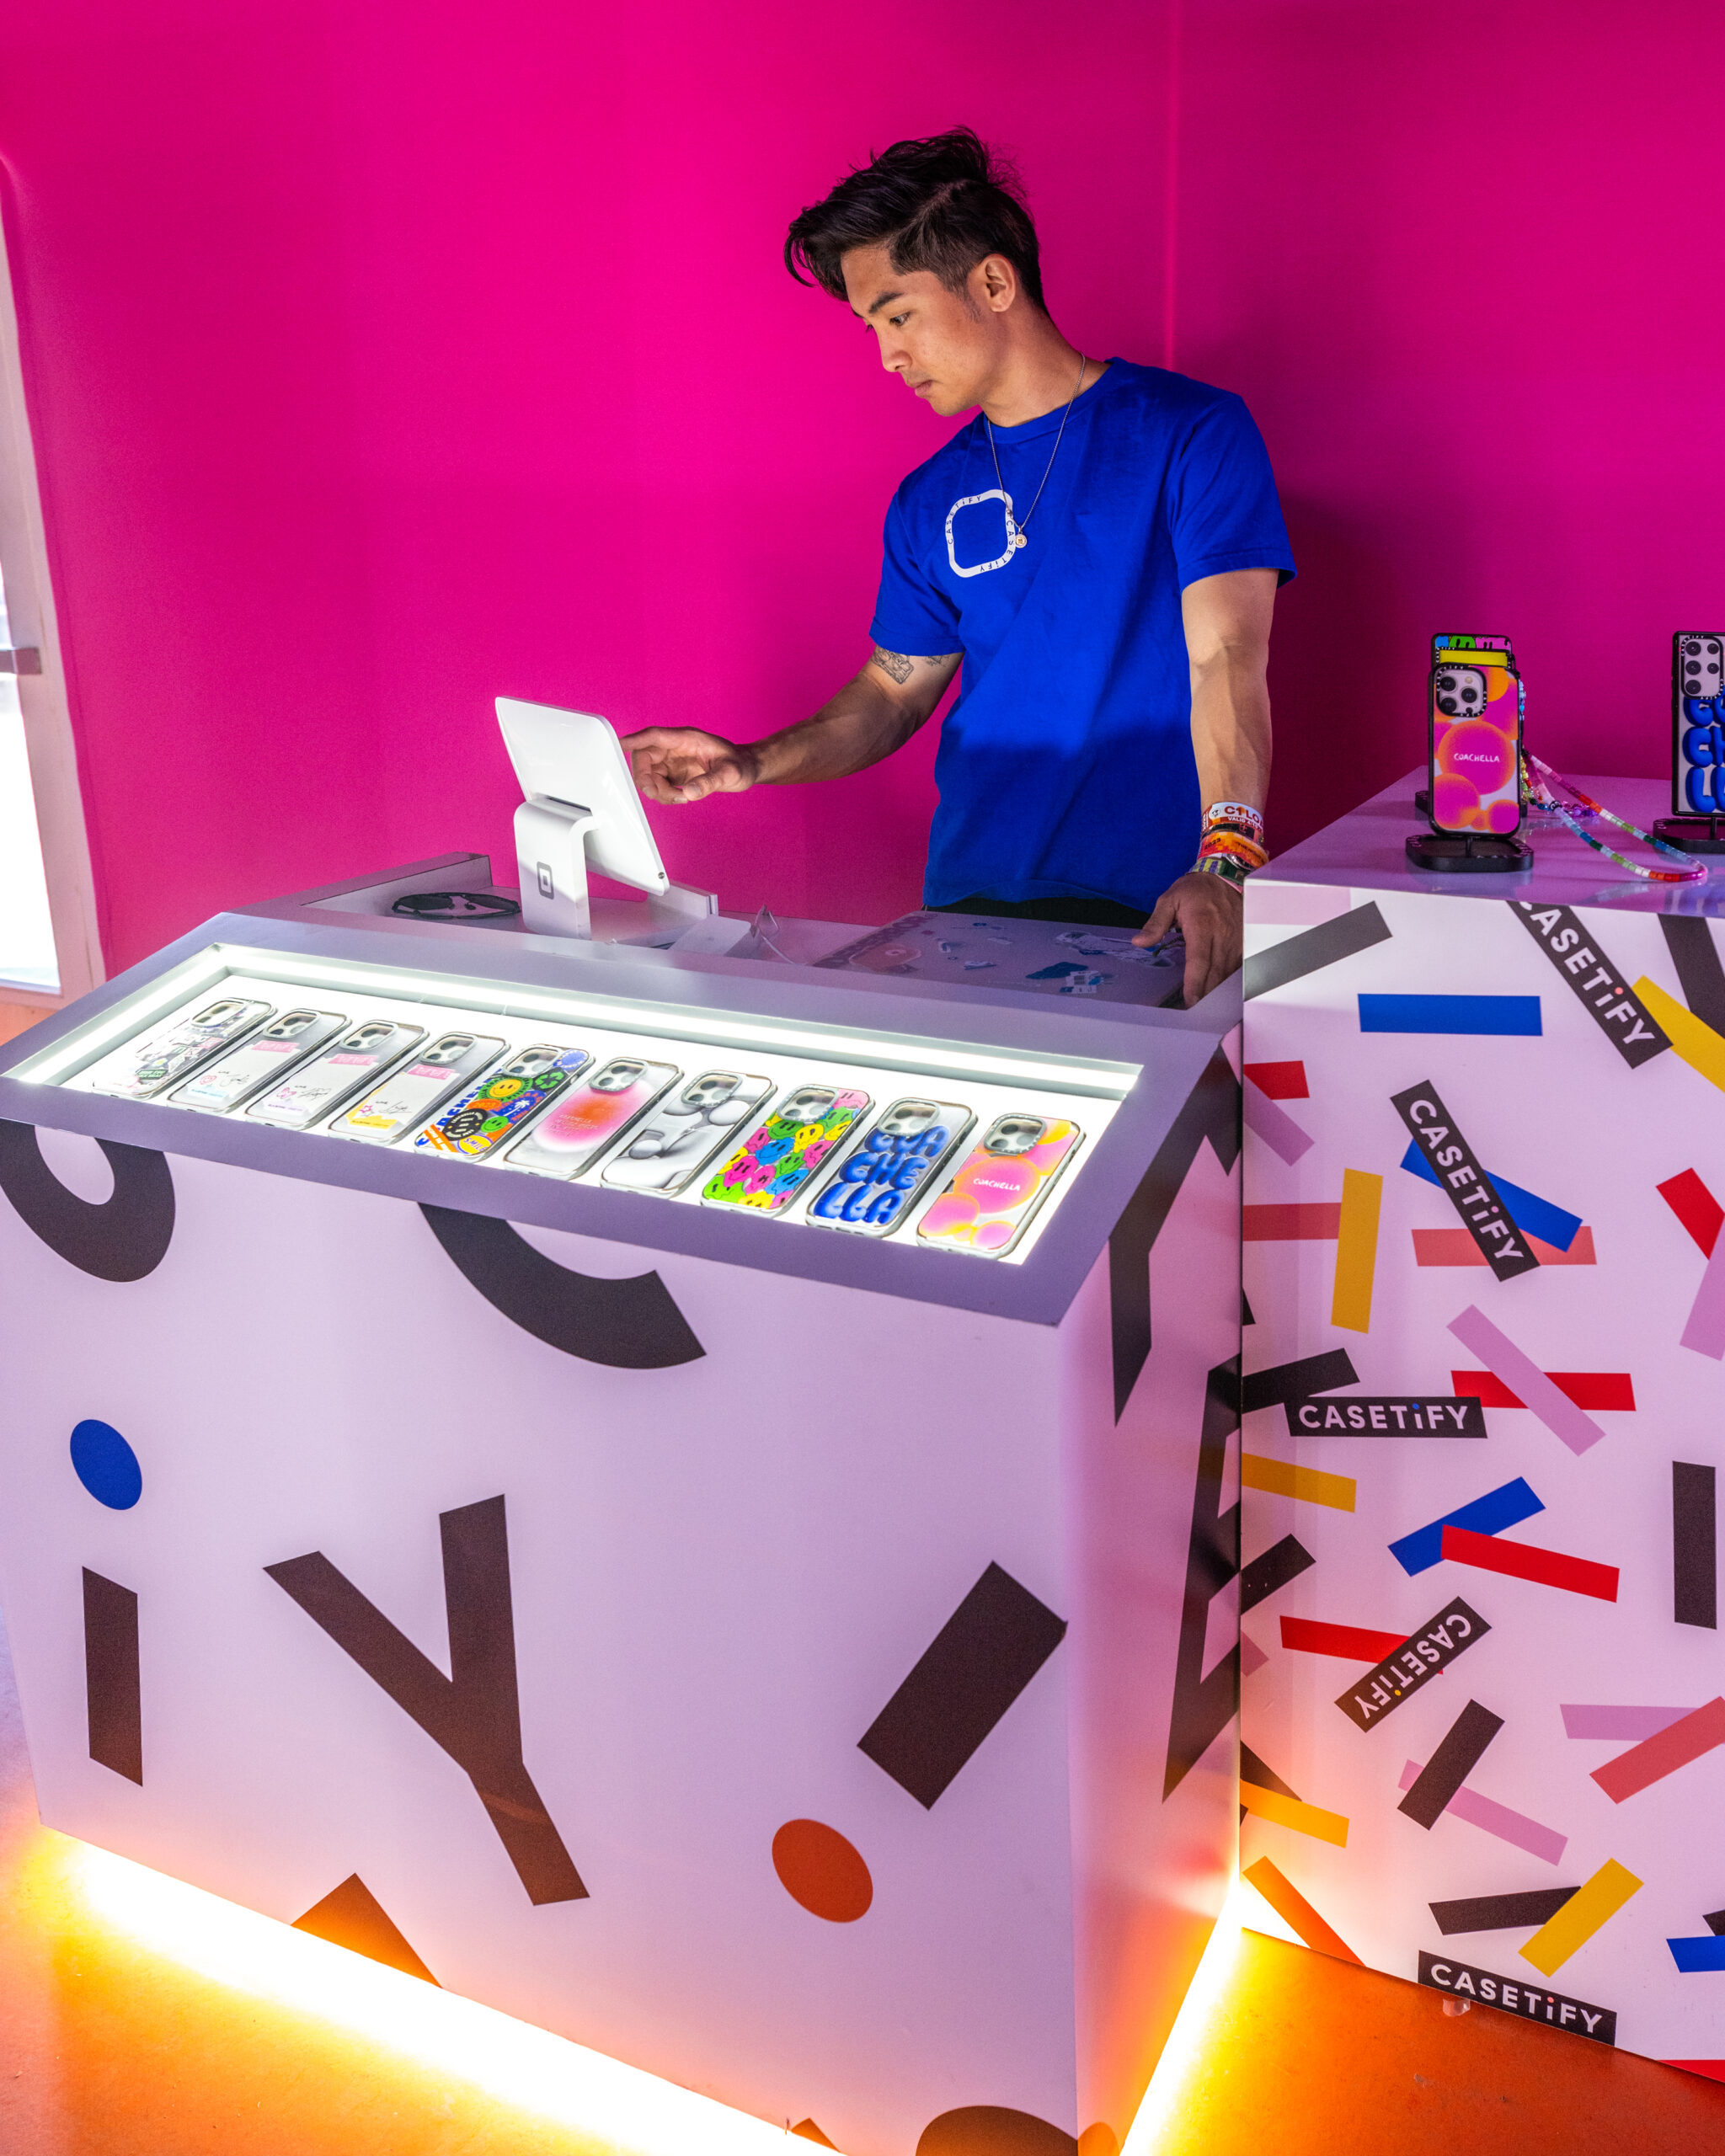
[1194,853,1252,889]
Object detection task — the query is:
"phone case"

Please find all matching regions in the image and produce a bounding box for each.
[916,1115,1082,1257]
[805,1097,974,1235]
[700,1086,872,1214]
[169,1008,348,1112]
[1673,632,1725,815]
[246,1020,427,1129]
[328,1032,507,1144]
[1429,648,1522,836]
[501,1057,681,1178]
[92,998,275,1098]
[414,1044,590,1161]
[601,1071,776,1196]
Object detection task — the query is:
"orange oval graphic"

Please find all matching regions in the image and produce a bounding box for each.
[772,1818,873,1923]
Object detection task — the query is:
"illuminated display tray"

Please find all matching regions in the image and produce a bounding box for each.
[0,905,1230,1321]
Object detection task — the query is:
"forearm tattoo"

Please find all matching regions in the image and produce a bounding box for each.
[869,646,961,686]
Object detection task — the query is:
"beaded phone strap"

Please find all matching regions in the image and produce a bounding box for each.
[1520,750,1707,884]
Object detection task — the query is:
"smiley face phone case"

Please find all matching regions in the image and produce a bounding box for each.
[601,1071,777,1196]
[916,1113,1081,1257]
[1429,643,1522,837]
[414,1043,590,1161]
[93,997,275,1099]
[805,1097,974,1235]
[501,1056,681,1179]
[700,1086,872,1214]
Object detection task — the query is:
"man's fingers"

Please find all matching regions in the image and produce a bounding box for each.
[1182,915,1213,1007]
[1133,897,1178,948]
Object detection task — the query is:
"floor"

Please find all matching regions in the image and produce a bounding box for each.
[3,998,1725,2153]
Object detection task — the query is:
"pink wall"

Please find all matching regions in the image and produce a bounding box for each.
[3,1,1722,974]
[0,0,1171,971]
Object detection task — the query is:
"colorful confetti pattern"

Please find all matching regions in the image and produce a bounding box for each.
[1242,883,1725,2073]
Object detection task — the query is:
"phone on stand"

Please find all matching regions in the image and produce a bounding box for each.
[916,1113,1082,1257]
[414,1044,590,1161]
[701,1085,872,1214]
[1674,633,1725,816]
[246,1019,427,1129]
[93,997,275,1099]
[601,1071,776,1196]
[1428,646,1522,837]
[169,1008,347,1113]
[328,1032,507,1144]
[501,1056,681,1178]
[807,1097,974,1235]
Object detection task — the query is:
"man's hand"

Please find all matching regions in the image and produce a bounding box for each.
[1134,870,1243,1006]
[619,727,759,804]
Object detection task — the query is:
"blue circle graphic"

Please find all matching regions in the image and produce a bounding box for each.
[70,1420,142,1510]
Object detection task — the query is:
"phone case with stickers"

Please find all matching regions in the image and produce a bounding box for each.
[328,1032,507,1145]
[805,1097,974,1235]
[916,1113,1082,1257]
[414,1044,590,1161]
[246,1019,426,1129]
[701,1086,871,1214]
[169,1008,348,1113]
[601,1071,776,1197]
[500,1056,681,1179]
[92,997,275,1099]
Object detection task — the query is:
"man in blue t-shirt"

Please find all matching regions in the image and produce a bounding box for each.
[622,128,1295,1005]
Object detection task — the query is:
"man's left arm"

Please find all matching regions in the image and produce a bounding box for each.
[1133,567,1279,1005]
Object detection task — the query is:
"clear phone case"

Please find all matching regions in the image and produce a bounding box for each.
[601,1071,776,1196]
[169,1008,349,1113]
[92,998,275,1099]
[246,1019,427,1129]
[329,1032,507,1145]
[501,1056,681,1178]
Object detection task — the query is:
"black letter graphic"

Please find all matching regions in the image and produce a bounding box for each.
[420,1205,703,1369]
[0,1121,174,1280]
[83,1567,143,1783]
[266,1496,585,1904]
[1163,1358,1242,1799]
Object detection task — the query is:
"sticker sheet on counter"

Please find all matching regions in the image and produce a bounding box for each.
[816,911,1183,1006]
[1238,880,1725,2076]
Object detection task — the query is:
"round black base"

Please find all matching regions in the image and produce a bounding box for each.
[1405,833,1535,875]
[1653,816,1725,857]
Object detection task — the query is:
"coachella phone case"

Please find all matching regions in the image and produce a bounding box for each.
[245,1019,426,1129]
[414,1044,591,1161]
[501,1056,681,1179]
[328,1031,507,1145]
[93,997,275,1099]
[701,1086,872,1214]
[916,1113,1082,1257]
[601,1071,777,1197]
[169,1008,348,1113]
[1429,642,1523,837]
[1673,632,1725,816]
[805,1097,975,1236]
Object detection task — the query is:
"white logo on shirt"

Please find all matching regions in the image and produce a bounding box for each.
[944,488,1020,579]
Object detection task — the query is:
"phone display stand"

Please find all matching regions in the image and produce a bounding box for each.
[1413,786,1431,816]
[1405,830,1534,874]
[1653,814,1725,857]
[498,698,715,941]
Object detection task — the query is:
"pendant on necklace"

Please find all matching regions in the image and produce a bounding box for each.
[1013,531,1028,550]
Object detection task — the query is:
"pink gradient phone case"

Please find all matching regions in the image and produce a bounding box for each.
[916,1117,1081,1257]
[500,1057,680,1178]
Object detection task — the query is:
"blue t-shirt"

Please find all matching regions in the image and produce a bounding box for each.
[869,359,1295,914]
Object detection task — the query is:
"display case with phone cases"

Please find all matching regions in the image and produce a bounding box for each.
[0,857,1242,2156]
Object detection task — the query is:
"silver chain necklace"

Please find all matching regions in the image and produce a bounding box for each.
[985,352,1089,553]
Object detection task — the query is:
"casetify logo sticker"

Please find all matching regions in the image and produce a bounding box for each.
[1284,1396,1487,1437]
[1391,1081,1540,1281]
[1417,1953,1616,2043]
[1510,903,1669,1069]
[1335,1597,1490,1731]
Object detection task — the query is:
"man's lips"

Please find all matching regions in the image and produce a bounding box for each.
[908,377,934,396]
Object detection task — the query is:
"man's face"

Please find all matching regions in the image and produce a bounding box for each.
[841,245,1010,417]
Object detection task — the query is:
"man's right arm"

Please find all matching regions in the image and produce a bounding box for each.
[621,647,961,805]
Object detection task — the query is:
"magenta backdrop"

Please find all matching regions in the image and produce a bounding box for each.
[1,0,1721,974]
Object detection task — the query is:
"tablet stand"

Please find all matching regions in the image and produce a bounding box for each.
[1404,830,1534,874]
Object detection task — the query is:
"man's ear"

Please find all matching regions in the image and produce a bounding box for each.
[972,254,1018,314]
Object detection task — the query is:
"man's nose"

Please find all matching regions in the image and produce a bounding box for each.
[876,332,908,374]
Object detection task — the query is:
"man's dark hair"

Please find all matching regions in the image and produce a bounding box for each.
[784,127,1045,312]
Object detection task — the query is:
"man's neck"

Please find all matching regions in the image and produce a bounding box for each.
[976,320,1108,428]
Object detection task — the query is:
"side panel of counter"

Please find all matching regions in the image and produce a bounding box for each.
[1241,877,1725,2074]
[0,1029,1242,2156]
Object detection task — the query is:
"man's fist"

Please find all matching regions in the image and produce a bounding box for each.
[619,727,760,804]
[1134,868,1244,1007]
